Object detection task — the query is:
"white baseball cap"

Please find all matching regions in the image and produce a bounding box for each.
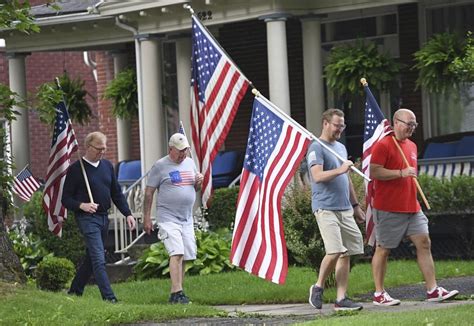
[169,133,190,150]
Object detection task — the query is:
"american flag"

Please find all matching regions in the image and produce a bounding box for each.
[13,167,40,202]
[190,15,249,208]
[42,101,78,237]
[362,85,393,246]
[230,96,311,284]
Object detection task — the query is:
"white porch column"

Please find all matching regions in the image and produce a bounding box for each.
[261,14,291,115]
[175,37,192,138]
[301,16,325,135]
[138,35,166,173]
[8,53,29,174]
[111,51,131,162]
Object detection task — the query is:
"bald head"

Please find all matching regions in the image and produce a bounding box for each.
[394,108,415,121]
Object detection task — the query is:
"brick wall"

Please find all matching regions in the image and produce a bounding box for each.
[398,3,424,147]
[25,51,100,179]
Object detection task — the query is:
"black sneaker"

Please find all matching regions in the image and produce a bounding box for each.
[169,291,191,304]
[309,284,324,309]
[334,297,363,311]
[104,297,119,304]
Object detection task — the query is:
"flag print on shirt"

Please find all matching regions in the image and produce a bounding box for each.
[169,170,195,186]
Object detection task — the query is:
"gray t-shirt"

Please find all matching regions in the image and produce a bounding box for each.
[307,140,351,212]
[147,156,197,225]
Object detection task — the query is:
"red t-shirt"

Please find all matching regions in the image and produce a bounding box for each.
[370,136,421,213]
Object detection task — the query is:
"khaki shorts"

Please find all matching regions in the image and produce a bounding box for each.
[374,209,429,249]
[157,222,197,260]
[314,209,363,256]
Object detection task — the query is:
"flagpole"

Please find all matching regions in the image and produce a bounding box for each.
[251,88,370,182]
[55,77,94,203]
[360,78,430,210]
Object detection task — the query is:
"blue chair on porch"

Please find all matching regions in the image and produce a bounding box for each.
[116,160,142,185]
[212,151,243,188]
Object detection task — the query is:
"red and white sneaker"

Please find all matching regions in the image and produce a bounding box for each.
[427,287,459,302]
[373,291,401,306]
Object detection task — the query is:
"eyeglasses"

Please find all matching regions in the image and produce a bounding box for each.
[396,118,418,129]
[89,144,107,152]
[330,122,346,130]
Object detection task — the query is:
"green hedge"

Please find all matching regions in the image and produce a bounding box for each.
[23,192,85,267]
[206,187,239,231]
[418,174,474,214]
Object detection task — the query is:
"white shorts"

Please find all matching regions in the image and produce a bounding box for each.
[157,221,197,260]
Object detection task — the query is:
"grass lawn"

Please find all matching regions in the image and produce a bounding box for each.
[0,260,473,325]
[298,304,474,325]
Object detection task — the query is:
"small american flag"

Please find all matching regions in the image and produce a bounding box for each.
[362,85,393,246]
[42,101,78,237]
[230,96,311,284]
[13,167,40,202]
[190,14,249,208]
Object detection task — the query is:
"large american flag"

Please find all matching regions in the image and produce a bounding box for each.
[362,85,393,246]
[230,96,311,284]
[190,15,249,208]
[13,167,40,202]
[42,101,78,237]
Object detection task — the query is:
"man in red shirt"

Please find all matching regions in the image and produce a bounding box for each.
[369,108,458,306]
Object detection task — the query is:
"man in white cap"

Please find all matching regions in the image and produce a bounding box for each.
[143,133,203,304]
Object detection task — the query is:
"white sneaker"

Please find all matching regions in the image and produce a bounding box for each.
[427,286,459,302]
[373,291,401,306]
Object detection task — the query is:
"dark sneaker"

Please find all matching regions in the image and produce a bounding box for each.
[309,284,324,309]
[373,291,401,306]
[427,287,459,302]
[334,297,363,311]
[104,297,118,304]
[169,291,191,304]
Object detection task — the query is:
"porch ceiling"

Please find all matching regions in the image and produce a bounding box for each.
[0,0,417,53]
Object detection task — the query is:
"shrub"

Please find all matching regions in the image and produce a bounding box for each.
[418,174,474,214]
[35,256,75,292]
[7,219,50,276]
[282,185,325,269]
[134,229,235,279]
[23,192,85,267]
[206,187,239,231]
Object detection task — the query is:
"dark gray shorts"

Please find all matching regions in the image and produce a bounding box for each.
[374,209,429,249]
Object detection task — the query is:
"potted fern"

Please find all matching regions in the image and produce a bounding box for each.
[413,31,474,93]
[103,68,138,119]
[325,39,401,99]
[35,72,93,125]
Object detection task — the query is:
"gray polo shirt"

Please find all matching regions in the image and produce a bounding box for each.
[147,156,197,225]
[307,140,351,212]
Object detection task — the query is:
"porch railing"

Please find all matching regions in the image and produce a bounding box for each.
[111,171,152,262]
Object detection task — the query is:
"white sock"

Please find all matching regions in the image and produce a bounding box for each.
[427,286,438,294]
[374,291,383,296]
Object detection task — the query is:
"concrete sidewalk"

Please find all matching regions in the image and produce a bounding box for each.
[217,299,474,317]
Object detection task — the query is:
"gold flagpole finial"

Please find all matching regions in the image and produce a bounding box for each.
[360,78,368,86]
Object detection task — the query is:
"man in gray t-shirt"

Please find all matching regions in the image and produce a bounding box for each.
[143,133,203,304]
[307,109,365,312]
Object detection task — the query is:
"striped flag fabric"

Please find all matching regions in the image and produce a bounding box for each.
[42,101,78,237]
[362,85,393,246]
[230,96,311,284]
[13,167,40,202]
[190,14,250,208]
